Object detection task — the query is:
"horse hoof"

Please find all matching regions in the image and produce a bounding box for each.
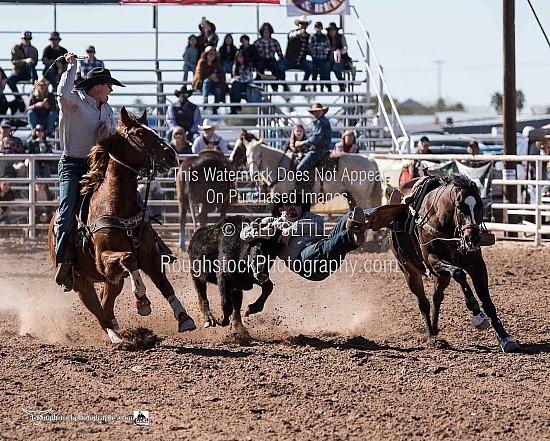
[133,298,152,316]
[178,314,197,333]
[106,328,122,344]
[500,336,519,353]
[471,312,490,330]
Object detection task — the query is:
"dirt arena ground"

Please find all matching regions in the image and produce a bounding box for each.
[1,236,549,440]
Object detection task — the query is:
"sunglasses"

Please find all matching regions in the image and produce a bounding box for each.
[174,132,184,136]
[87,50,95,53]
[51,38,59,41]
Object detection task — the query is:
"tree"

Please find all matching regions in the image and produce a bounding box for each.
[490,90,525,114]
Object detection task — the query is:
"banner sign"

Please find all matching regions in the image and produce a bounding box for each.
[286,0,349,16]
[121,0,279,4]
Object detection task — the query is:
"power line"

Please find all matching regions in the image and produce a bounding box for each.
[527,0,550,50]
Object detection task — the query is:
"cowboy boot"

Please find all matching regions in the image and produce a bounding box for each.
[55,237,75,292]
[153,230,176,263]
[346,207,367,246]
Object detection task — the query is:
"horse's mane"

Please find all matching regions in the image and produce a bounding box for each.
[441,173,476,191]
[80,136,113,195]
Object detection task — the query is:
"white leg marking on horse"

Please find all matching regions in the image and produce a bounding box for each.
[106,328,122,344]
[130,269,146,298]
[168,295,185,320]
[464,196,477,223]
[111,319,120,331]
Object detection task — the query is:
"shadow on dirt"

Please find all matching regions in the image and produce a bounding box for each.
[174,346,253,358]
[275,334,421,352]
[512,340,550,355]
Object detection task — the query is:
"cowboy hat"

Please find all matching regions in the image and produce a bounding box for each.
[49,31,61,40]
[174,86,194,98]
[307,103,329,115]
[294,15,312,26]
[271,190,311,217]
[75,67,125,89]
[21,31,32,40]
[326,22,340,31]
[198,118,217,130]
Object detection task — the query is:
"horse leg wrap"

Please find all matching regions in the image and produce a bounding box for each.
[106,328,122,344]
[168,295,196,332]
[130,269,146,298]
[471,312,490,330]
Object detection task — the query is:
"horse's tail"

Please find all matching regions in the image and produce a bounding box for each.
[47,213,57,271]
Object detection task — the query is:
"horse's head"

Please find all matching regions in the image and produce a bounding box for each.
[452,176,484,252]
[116,107,177,175]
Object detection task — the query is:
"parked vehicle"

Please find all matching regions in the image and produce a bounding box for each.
[395,133,488,154]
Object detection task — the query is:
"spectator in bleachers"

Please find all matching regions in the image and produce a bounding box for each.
[253,23,286,92]
[42,31,68,90]
[0,67,10,116]
[239,35,259,70]
[310,22,331,92]
[0,120,24,154]
[228,49,256,114]
[170,126,192,155]
[0,180,16,225]
[76,46,104,84]
[26,124,52,178]
[326,22,354,91]
[284,124,308,164]
[166,86,202,141]
[197,19,219,54]
[281,15,313,92]
[26,78,57,134]
[182,35,200,82]
[219,34,237,80]
[192,46,228,115]
[192,119,228,154]
[7,31,38,106]
[35,182,54,225]
[333,130,359,153]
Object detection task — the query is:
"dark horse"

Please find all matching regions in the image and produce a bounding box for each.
[48,108,196,344]
[389,174,518,352]
[187,216,279,343]
[176,149,234,251]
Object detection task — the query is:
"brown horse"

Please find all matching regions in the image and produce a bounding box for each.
[48,107,196,344]
[176,149,235,250]
[389,174,518,352]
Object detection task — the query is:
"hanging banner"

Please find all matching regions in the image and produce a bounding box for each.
[286,0,349,16]
[121,0,279,4]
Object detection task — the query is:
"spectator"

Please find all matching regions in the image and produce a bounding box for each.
[0,180,16,225]
[7,31,38,105]
[285,124,308,164]
[333,130,359,153]
[0,119,24,154]
[26,78,57,134]
[182,34,200,82]
[197,19,219,54]
[0,67,11,116]
[402,136,430,182]
[42,31,68,90]
[326,22,353,92]
[219,34,237,80]
[192,46,228,115]
[417,136,430,154]
[77,46,104,83]
[281,15,313,92]
[294,103,332,191]
[461,140,488,168]
[34,182,54,225]
[170,126,192,155]
[239,35,259,70]
[26,124,52,177]
[228,49,255,114]
[138,181,162,219]
[253,23,286,91]
[310,22,331,92]
[192,119,228,154]
[166,86,202,141]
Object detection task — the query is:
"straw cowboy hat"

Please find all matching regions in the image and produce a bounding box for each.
[307,103,329,115]
[75,67,125,89]
[198,119,217,130]
[294,15,312,26]
[174,86,194,98]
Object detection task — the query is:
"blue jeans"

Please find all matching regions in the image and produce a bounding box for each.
[43,65,60,90]
[296,150,329,191]
[329,60,345,91]
[202,79,222,103]
[229,81,248,103]
[222,60,233,79]
[257,57,284,80]
[312,59,331,82]
[27,110,57,133]
[7,65,38,93]
[54,158,89,265]
[297,208,375,281]
[279,58,313,81]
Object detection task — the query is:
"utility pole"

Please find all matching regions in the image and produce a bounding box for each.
[503,0,518,229]
[434,60,444,102]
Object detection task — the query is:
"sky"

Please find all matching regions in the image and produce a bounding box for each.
[0,0,549,112]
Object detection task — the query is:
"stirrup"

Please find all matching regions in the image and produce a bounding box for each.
[346,207,367,235]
